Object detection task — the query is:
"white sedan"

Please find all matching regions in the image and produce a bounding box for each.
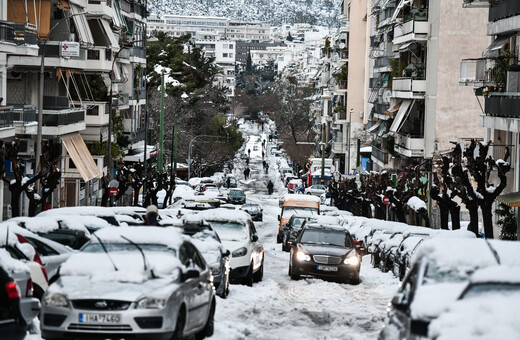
[304,184,327,196]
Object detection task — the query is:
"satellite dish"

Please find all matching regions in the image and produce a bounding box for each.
[339,43,346,49]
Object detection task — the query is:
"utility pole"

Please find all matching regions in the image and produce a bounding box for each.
[347,108,353,174]
[158,72,165,172]
[321,123,325,183]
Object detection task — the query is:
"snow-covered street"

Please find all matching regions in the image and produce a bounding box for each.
[210,121,399,339]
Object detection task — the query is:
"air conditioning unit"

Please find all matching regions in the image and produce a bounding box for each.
[18,139,35,156]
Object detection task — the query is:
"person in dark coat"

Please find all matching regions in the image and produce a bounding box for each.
[267,180,274,195]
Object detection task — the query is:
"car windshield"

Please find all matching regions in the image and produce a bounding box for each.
[300,229,348,247]
[282,207,318,218]
[313,185,325,190]
[82,243,176,256]
[206,221,247,241]
[291,217,307,228]
[229,190,245,197]
[424,263,476,284]
[462,283,520,299]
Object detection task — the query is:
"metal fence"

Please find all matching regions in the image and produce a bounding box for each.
[489,0,520,22]
[0,20,15,43]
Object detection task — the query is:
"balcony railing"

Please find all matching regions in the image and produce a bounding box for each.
[42,110,85,126]
[0,20,15,43]
[394,133,425,157]
[393,19,429,44]
[459,58,496,86]
[131,46,146,59]
[13,23,37,45]
[489,0,520,22]
[113,93,130,106]
[493,144,516,167]
[372,145,389,163]
[485,95,520,118]
[130,130,145,144]
[374,57,390,69]
[463,0,490,8]
[392,77,427,93]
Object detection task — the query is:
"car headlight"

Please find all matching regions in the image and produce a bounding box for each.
[344,255,360,266]
[136,297,166,309]
[44,292,69,307]
[296,251,311,262]
[211,264,222,275]
[232,247,247,257]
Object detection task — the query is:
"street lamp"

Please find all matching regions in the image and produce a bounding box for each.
[36,11,93,173]
[347,108,353,174]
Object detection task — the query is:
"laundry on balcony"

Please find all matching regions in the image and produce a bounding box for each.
[496,191,520,208]
[384,102,401,117]
[68,4,95,47]
[389,99,414,133]
[482,34,514,58]
[61,132,102,182]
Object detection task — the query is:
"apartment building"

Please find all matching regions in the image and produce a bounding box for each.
[461,0,520,229]
[195,40,236,96]
[367,0,488,172]
[1,0,146,212]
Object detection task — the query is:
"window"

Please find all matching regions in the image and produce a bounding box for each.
[87,106,99,116]
[229,53,233,58]
[223,53,228,58]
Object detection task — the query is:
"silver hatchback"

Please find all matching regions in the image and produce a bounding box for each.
[40,227,216,340]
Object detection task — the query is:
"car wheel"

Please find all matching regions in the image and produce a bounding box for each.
[243,264,254,287]
[349,273,360,285]
[253,260,264,282]
[307,192,311,195]
[276,233,283,243]
[282,242,289,252]
[289,258,300,280]
[195,299,215,340]
[172,306,186,340]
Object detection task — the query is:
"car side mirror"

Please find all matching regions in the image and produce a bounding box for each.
[222,249,231,257]
[278,215,281,221]
[182,269,200,281]
[251,234,259,243]
[391,292,408,310]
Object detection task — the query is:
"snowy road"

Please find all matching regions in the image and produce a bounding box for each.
[209,121,399,339]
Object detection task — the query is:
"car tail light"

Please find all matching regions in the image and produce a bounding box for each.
[41,265,49,284]
[5,282,21,299]
[26,279,34,297]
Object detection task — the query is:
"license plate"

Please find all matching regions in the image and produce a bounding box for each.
[79,313,121,324]
[317,265,338,272]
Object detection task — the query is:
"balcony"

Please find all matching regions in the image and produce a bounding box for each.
[374,57,392,72]
[488,0,520,35]
[459,58,496,87]
[372,145,389,164]
[394,133,424,158]
[85,48,113,72]
[463,0,490,8]
[340,17,350,33]
[392,77,426,99]
[493,144,516,168]
[112,93,130,107]
[13,23,37,45]
[40,96,86,135]
[130,46,146,60]
[393,19,429,46]
[0,20,15,44]
[129,130,145,144]
[131,87,146,100]
[332,142,346,154]
[485,94,520,118]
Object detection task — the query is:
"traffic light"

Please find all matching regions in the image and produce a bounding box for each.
[269,134,273,142]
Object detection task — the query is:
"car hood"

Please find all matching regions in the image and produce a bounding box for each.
[299,244,351,257]
[220,240,245,252]
[52,275,180,301]
[410,282,467,320]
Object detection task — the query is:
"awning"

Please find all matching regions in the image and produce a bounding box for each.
[69,4,94,47]
[378,120,388,137]
[483,34,514,58]
[100,19,119,49]
[389,99,414,133]
[384,102,401,116]
[399,42,415,51]
[368,120,383,133]
[391,0,412,22]
[61,132,102,181]
[496,192,520,208]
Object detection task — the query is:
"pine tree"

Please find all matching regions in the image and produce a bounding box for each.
[246,50,253,73]
[495,203,518,240]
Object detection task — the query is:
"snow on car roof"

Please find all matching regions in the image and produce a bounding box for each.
[412,238,520,269]
[306,215,341,226]
[195,208,251,225]
[7,216,104,234]
[399,236,425,255]
[411,282,467,320]
[109,207,147,215]
[0,248,30,275]
[470,265,520,284]
[282,193,320,203]
[38,206,117,217]
[0,222,23,247]
[92,227,185,249]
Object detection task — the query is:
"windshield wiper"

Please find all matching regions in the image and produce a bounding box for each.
[92,234,118,271]
[120,235,148,271]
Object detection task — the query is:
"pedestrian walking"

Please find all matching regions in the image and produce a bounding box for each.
[248,148,251,158]
[226,176,231,188]
[265,163,269,174]
[262,150,264,159]
[246,157,249,166]
[246,167,250,179]
[267,180,274,195]
[243,168,248,180]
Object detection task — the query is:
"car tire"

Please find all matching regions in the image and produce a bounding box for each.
[172,306,186,340]
[349,274,360,285]
[195,299,215,340]
[289,259,300,280]
[253,260,264,282]
[276,234,283,243]
[282,242,289,252]
[243,264,254,287]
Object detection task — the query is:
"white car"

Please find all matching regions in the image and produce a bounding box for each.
[197,209,264,286]
[304,184,327,196]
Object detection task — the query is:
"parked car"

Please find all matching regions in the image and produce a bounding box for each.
[304,184,327,197]
[0,258,40,340]
[178,217,231,298]
[379,238,520,340]
[38,207,120,226]
[287,179,303,193]
[225,175,238,188]
[288,224,361,284]
[228,189,246,204]
[429,265,520,340]
[40,227,216,340]
[277,194,320,243]
[198,209,264,286]
[281,215,308,252]
[240,204,263,221]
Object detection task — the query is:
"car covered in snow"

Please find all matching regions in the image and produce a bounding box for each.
[38,207,120,227]
[288,224,361,284]
[304,184,327,197]
[197,209,264,286]
[379,238,520,340]
[40,227,216,340]
[240,204,263,222]
[0,254,40,339]
[228,189,246,205]
[428,266,520,340]
[287,179,302,193]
